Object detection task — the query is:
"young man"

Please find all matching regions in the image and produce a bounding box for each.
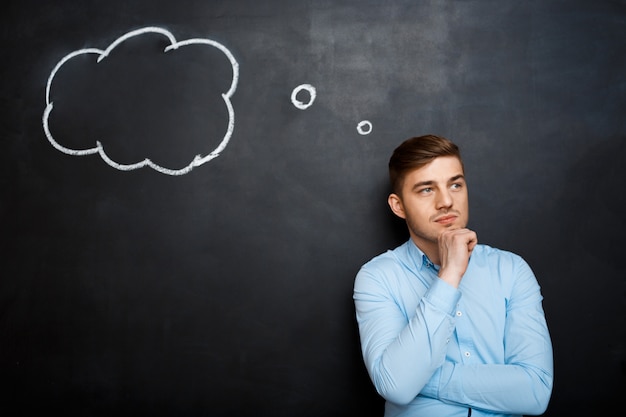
[353,135,553,417]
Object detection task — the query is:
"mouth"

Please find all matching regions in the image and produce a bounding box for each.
[434,215,458,226]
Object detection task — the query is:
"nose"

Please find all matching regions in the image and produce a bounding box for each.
[436,189,453,209]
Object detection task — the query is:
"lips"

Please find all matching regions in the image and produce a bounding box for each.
[434,214,458,225]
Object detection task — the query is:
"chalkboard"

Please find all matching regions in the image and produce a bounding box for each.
[1,1,624,416]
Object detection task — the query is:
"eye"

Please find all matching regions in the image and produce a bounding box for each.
[451,182,463,190]
[418,187,433,194]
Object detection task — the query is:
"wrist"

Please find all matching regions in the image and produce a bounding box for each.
[438,269,463,288]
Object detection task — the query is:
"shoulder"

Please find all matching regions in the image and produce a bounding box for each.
[354,241,432,305]
[470,244,540,295]
[354,241,417,289]
[472,244,529,270]
[358,241,412,276]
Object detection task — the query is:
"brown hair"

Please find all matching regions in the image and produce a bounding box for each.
[388,135,463,194]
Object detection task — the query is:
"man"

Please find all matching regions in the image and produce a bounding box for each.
[353,135,553,417]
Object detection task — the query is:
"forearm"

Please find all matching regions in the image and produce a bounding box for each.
[423,361,553,415]
[421,296,554,415]
[356,277,461,405]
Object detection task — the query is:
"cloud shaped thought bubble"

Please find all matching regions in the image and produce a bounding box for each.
[43,26,239,175]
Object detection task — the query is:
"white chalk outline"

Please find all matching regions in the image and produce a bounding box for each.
[291,84,316,110]
[43,26,239,175]
[357,120,372,135]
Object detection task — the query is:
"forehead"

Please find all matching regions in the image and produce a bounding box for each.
[404,156,464,184]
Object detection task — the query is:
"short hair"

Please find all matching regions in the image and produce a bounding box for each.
[388,134,463,194]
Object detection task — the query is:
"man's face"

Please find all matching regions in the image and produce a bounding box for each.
[388,156,469,250]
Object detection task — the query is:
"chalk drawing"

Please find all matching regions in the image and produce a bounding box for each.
[357,120,372,135]
[43,26,239,175]
[291,84,316,110]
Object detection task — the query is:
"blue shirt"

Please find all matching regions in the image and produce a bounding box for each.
[353,240,553,417]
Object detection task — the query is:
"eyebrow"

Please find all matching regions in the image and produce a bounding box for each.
[411,174,465,191]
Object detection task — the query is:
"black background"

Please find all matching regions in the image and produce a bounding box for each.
[1,1,625,416]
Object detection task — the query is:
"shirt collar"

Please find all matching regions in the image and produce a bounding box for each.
[407,239,440,272]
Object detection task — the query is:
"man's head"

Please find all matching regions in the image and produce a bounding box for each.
[387,135,469,258]
[388,134,463,196]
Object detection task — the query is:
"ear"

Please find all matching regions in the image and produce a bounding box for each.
[388,193,406,219]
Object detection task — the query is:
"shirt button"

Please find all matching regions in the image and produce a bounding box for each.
[446,338,450,344]
[464,351,471,358]
[456,311,462,317]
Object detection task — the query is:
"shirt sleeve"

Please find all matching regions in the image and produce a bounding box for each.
[421,257,554,415]
[354,264,461,405]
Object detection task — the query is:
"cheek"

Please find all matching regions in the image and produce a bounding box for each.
[404,204,430,223]
[455,193,469,208]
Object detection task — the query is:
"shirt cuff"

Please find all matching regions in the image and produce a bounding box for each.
[424,277,461,316]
